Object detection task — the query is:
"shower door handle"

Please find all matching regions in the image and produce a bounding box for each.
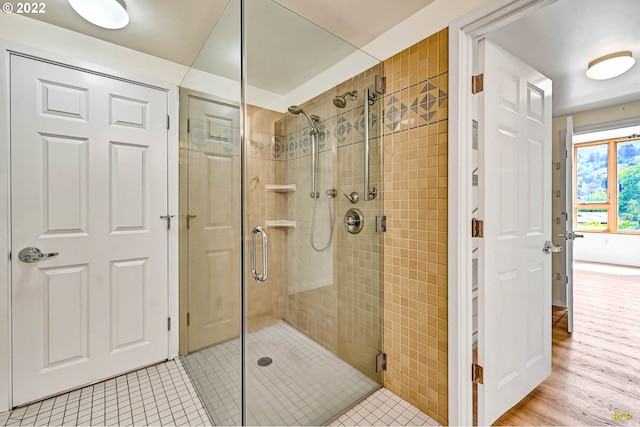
[251,226,268,282]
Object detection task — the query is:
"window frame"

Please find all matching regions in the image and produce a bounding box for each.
[573,136,640,234]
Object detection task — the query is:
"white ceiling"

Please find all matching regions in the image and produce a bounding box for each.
[21,0,640,117]
[487,0,640,116]
[25,0,436,66]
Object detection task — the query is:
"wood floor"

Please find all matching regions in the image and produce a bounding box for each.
[493,262,640,426]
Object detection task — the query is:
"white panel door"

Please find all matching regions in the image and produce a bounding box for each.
[11,55,169,405]
[478,40,552,425]
[186,96,241,352]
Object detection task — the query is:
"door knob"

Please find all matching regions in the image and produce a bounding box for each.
[542,240,563,254]
[559,232,584,240]
[18,247,59,263]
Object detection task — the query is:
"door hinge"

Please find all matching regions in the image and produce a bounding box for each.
[376,215,387,233]
[168,317,171,331]
[471,218,484,238]
[187,312,190,327]
[472,363,484,384]
[167,115,170,130]
[375,74,386,95]
[472,74,484,94]
[187,118,191,133]
[376,352,387,373]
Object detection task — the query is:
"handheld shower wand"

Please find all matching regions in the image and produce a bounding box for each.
[288,105,334,252]
[288,105,320,198]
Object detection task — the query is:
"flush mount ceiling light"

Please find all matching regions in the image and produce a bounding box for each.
[586,51,635,80]
[68,0,129,30]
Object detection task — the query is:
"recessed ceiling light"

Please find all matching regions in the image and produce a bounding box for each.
[68,0,129,30]
[586,51,635,80]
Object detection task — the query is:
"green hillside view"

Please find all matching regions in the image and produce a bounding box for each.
[576,140,640,231]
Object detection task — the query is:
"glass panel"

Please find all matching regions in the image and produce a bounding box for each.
[576,209,608,230]
[576,144,608,203]
[178,1,243,425]
[243,1,383,425]
[617,140,640,231]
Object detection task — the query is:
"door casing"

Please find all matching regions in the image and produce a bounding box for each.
[447,0,557,424]
[0,40,180,412]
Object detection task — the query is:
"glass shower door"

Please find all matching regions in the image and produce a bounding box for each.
[178,0,385,424]
[243,1,384,425]
[179,0,243,425]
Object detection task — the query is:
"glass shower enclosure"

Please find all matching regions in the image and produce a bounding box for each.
[178,1,384,424]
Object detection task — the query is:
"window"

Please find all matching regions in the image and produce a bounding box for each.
[574,137,640,233]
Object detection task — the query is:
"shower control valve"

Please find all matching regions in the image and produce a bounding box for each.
[344,208,364,234]
[344,192,359,204]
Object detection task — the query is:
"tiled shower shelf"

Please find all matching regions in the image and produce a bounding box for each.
[265,184,296,192]
[265,220,296,228]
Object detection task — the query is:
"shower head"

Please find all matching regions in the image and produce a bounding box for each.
[333,90,358,108]
[288,105,319,133]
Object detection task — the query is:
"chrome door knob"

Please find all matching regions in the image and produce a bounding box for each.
[18,247,59,263]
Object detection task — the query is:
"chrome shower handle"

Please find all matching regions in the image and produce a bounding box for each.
[251,226,268,282]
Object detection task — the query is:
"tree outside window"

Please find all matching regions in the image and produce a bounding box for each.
[574,137,640,233]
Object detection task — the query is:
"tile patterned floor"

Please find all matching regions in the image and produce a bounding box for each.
[0,350,439,427]
[334,388,440,426]
[0,360,211,427]
[182,322,380,426]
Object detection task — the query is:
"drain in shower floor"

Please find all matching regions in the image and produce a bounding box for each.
[257,357,273,367]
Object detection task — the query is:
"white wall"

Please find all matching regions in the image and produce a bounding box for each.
[0,12,188,85]
[552,100,640,268]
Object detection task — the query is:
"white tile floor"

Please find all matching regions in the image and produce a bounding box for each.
[0,360,211,427]
[182,322,380,426]
[0,357,439,427]
[333,388,440,427]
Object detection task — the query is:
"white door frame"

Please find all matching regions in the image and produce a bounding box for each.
[447,0,556,424]
[0,40,180,412]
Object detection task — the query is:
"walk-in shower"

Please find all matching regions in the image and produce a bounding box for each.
[178,0,384,425]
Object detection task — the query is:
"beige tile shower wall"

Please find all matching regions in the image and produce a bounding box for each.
[246,106,287,332]
[382,28,449,425]
[336,138,383,382]
[280,66,385,378]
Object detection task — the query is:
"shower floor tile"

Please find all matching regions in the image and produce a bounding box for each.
[0,326,439,426]
[182,321,380,426]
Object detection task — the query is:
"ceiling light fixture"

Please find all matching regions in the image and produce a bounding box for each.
[586,51,635,80]
[68,0,129,30]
